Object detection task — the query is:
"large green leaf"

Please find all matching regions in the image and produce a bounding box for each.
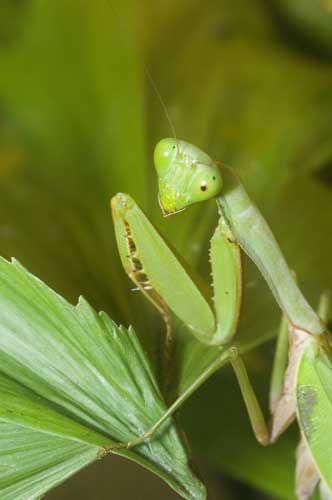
[0,257,205,500]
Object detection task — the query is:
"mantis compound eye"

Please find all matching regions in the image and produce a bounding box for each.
[199,176,217,192]
[200,181,207,191]
[189,168,222,204]
[154,138,178,176]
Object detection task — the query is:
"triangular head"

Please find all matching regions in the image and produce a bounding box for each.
[154,138,223,215]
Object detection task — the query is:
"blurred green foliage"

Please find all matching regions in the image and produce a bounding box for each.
[0,0,332,498]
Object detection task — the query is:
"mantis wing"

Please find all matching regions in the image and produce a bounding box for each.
[296,339,332,496]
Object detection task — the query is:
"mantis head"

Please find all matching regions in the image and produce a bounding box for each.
[154,138,223,215]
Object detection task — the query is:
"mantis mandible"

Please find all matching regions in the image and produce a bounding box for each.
[111,138,331,495]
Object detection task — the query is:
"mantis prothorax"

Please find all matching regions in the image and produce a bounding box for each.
[111,138,330,455]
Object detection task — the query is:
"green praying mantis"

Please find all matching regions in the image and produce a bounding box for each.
[111,138,332,499]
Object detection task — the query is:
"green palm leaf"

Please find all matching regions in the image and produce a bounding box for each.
[0,258,205,500]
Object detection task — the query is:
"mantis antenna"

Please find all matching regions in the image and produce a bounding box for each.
[144,66,179,151]
[103,0,179,152]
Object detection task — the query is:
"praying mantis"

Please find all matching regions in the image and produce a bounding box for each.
[111,138,332,499]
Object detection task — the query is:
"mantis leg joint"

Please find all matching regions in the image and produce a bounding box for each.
[228,346,239,361]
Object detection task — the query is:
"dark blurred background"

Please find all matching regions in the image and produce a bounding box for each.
[1,1,332,498]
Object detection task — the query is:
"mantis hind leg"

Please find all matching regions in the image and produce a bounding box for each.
[234,291,331,447]
[104,343,270,451]
[103,347,234,451]
[228,314,301,446]
[102,316,300,451]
